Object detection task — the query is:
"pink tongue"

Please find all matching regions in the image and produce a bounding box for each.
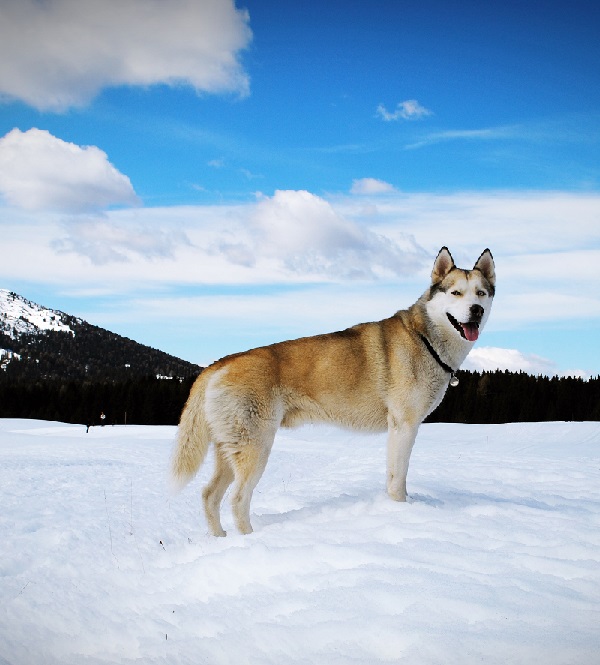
[462,323,479,342]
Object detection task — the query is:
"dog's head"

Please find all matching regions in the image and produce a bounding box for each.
[426,247,495,343]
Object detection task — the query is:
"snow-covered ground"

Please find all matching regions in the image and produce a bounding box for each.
[1,418,599,665]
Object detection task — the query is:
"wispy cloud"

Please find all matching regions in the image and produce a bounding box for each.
[52,217,190,265]
[404,123,538,150]
[377,99,433,121]
[350,178,396,195]
[207,159,226,169]
[404,115,600,151]
[240,168,264,181]
[0,0,252,111]
[310,143,374,155]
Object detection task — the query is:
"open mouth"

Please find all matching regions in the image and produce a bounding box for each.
[447,313,479,342]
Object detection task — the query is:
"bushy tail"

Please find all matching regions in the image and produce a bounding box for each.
[170,371,212,491]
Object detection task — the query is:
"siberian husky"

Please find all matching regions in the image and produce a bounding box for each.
[172,247,495,535]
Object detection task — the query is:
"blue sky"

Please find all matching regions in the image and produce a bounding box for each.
[1,0,599,377]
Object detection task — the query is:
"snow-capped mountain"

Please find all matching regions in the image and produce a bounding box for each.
[0,289,199,380]
[0,289,76,338]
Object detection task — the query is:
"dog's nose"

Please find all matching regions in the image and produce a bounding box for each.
[470,304,484,320]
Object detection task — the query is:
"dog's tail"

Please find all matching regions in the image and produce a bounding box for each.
[170,371,212,492]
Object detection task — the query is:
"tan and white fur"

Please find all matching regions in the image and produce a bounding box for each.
[172,247,495,536]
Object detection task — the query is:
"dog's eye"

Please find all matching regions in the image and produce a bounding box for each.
[476,290,486,297]
[451,290,462,296]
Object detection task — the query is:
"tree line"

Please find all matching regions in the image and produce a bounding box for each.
[0,375,198,426]
[0,369,598,426]
[425,370,600,423]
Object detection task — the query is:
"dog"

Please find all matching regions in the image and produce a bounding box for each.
[171,247,495,536]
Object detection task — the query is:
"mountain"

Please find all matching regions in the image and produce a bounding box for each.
[0,289,200,381]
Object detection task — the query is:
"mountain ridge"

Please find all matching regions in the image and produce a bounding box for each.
[0,289,200,381]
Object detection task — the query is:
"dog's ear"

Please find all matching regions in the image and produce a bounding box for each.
[473,249,496,288]
[431,247,455,284]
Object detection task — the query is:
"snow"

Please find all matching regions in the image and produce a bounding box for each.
[0,289,73,338]
[1,418,599,664]
[0,348,20,370]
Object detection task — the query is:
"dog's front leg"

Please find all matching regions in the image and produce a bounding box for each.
[386,414,419,502]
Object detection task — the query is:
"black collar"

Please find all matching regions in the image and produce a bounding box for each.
[419,333,456,376]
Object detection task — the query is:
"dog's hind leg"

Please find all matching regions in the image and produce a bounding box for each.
[202,443,235,537]
[228,436,274,535]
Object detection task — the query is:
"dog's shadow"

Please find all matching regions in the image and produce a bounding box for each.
[435,488,585,514]
[252,486,576,531]
[253,492,368,530]
[252,490,444,530]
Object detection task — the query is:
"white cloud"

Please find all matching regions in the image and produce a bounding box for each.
[0,128,138,213]
[0,0,252,111]
[1,188,598,372]
[377,99,432,121]
[2,189,599,295]
[463,347,558,375]
[0,191,428,283]
[463,347,593,379]
[217,190,427,279]
[350,178,396,195]
[562,369,593,380]
[2,188,600,299]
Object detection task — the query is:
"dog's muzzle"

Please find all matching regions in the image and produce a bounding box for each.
[447,306,483,342]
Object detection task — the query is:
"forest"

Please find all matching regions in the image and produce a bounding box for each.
[425,370,600,423]
[0,375,198,426]
[0,326,199,381]
[0,369,598,426]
